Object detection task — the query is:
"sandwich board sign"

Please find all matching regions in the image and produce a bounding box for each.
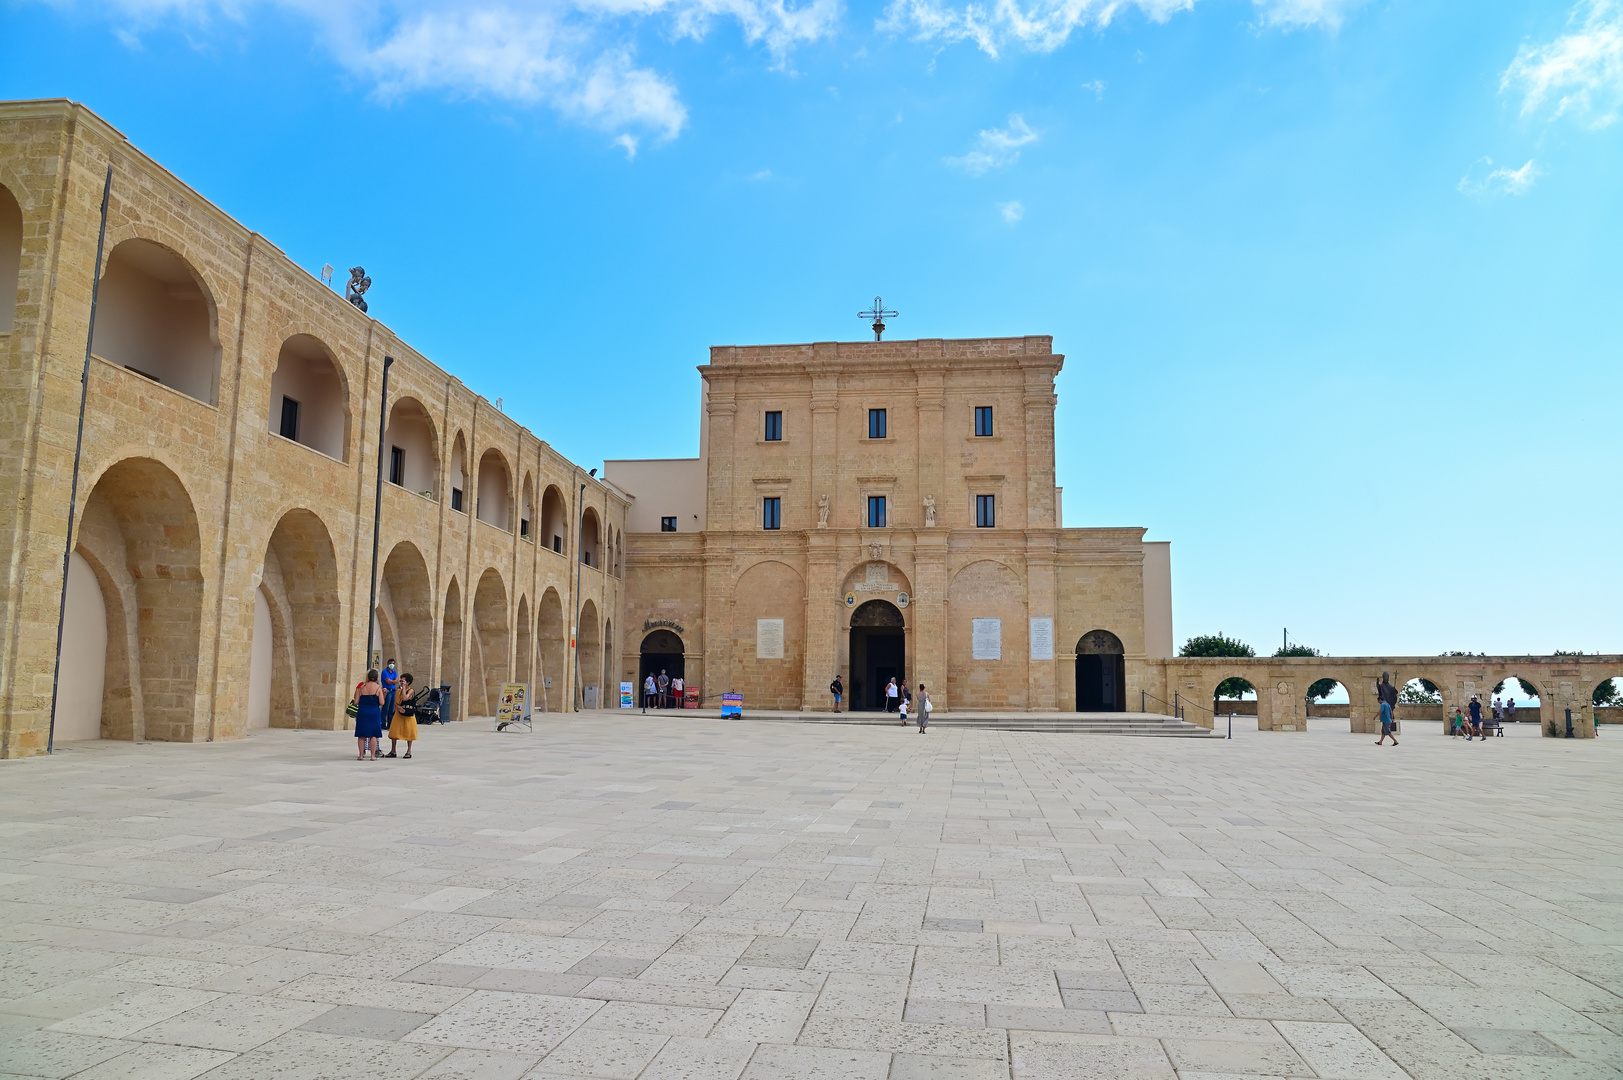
[496,683,530,731]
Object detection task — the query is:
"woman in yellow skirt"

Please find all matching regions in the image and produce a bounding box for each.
[386,672,419,758]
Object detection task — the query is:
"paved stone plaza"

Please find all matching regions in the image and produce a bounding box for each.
[2,718,1620,1080]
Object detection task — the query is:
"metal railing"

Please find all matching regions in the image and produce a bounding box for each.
[1140,689,1228,738]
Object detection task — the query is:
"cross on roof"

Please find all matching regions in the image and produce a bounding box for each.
[858,296,898,341]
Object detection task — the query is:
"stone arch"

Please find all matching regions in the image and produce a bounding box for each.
[1075,629,1126,713]
[256,508,341,731]
[381,541,434,679]
[948,558,1027,709]
[732,560,806,710]
[74,457,204,741]
[515,594,533,688]
[268,334,349,461]
[449,431,468,514]
[471,568,510,715]
[385,397,439,496]
[0,181,19,333]
[578,599,602,707]
[441,576,464,720]
[92,238,220,405]
[55,551,110,742]
[520,474,535,541]
[580,507,602,568]
[603,617,615,696]
[541,484,567,555]
[838,559,914,601]
[538,587,565,711]
[640,629,685,696]
[476,448,512,530]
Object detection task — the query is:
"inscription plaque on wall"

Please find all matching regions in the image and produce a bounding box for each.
[756,618,785,660]
[971,618,1002,661]
[1029,617,1054,661]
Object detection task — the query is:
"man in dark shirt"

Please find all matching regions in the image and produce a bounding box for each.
[1468,695,1482,740]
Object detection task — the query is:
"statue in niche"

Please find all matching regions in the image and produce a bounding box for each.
[923,495,936,527]
[817,494,830,527]
[345,266,371,313]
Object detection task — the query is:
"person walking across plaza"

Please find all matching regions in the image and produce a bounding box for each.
[830,674,842,712]
[917,683,931,734]
[1376,696,1398,745]
[352,668,386,760]
[885,678,898,713]
[386,673,418,759]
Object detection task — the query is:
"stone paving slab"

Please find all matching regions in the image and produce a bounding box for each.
[1,717,1620,1078]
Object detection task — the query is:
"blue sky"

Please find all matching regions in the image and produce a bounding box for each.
[4,0,1620,659]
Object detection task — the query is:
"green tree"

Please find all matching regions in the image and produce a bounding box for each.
[1594,679,1621,707]
[1400,679,1441,705]
[1272,644,1337,700]
[1180,633,1254,700]
[1493,678,1538,699]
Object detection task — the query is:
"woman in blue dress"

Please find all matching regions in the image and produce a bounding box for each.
[352,668,386,760]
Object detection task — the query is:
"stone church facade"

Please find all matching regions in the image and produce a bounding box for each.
[606,338,1174,713]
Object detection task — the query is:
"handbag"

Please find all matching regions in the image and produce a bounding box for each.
[345,681,362,718]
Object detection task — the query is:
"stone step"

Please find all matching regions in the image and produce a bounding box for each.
[750,712,1222,737]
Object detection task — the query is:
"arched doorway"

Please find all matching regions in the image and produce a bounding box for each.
[538,587,565,711]
[640,629,684,704]
[578,600,601,708]
[471,568,509,716]
[441,578,463,720]
[851,600,904,712]
[55,551,109,742]
[1075,629,1125,712]
[256,509,341,730]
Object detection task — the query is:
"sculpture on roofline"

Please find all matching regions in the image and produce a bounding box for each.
[346,266,371,313]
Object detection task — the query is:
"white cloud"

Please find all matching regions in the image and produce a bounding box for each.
[1503,0,1623,126]
[1457,157,1541,197]
[997,199,1024,222]
[615,133,640,158]
[881,0,1352,57]
[63,0,839,144]
[947,113,1038,175]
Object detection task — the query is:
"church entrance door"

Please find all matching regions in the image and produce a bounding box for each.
[850,600,905,712]
[639,629,685,704]
[1075,629,1126,712]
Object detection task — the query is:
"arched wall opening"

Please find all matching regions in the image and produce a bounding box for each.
[850,599,904,712]
[0,183,20,333]
[257,509,340,730]
[75,457,204,741]
[472,568,509,716]
[541,486,567,554]
[603,618,615,696]
[1212,673,1258,715]
[578,599,601,708]
[639,630,684,704]
[1075,629,1125,713]
[386,398,439,496]
[520,476,535,541]
[1304,678,1351,718]
[268,335,348,460]
[55,551,109,742]
[538,587,565,711]
[441,578,463,720]
[1593,677,1622,728]
[580,507,602,567]
[92,238,219,404]
[247,586,272,730]
[449,432,468,514]
[515,596,533,688]
[382,541,434,679]
[476,450,511,530]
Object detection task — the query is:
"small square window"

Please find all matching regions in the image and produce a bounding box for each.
[868,408,887,439]
[661,516,677,532]
[867,495,887,528]
[764,411,783,441]
[974,406,994,437]
[763,497,781,530]
[976,494,996,528]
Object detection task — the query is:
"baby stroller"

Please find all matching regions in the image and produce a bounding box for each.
[413,687,446,725]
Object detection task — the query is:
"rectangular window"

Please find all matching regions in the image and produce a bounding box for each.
[867,495,887,528]
[661,516,677,532]
[868,408,887,439]
[975,406,994,437]
[762,497,781,530]
[389,445,405,486]
[764,411,783,441]
[976,494,996,528]
[279,396,300,440]
[553,534,562,553]
[520,518,530,538]
[451,487,464,512]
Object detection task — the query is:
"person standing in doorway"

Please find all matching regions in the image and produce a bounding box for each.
[885,678,899,713]
[381,659,399,723]
[830,675,843,712]
[917,683,931,734]
[643,673,656,713]
[387,673,418,759]
[1468,695,1482,740]
[352,669,386,760]
[657,670,670,709]
[672,674,685,710]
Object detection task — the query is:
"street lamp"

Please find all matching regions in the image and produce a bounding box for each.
[573,467,596,710]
